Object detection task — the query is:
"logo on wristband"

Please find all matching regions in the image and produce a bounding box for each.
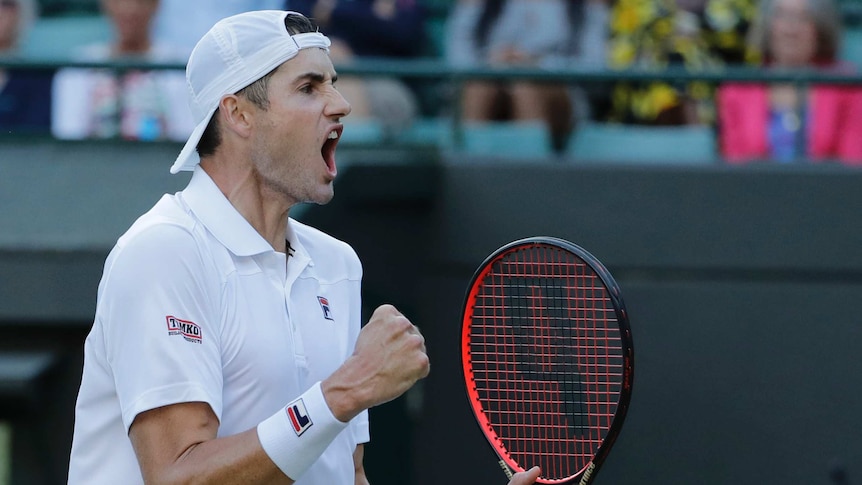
[286,398,313,436]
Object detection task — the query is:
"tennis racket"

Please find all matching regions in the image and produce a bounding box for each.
[461,236,634,484]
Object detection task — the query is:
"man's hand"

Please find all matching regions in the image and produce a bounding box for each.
[508,466,541,485]
[322,304,430,421]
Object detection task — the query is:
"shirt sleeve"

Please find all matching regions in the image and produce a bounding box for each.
[158,70,197,142]
[348,244,370,444]
[350,409,370,445]
[97,221,225,431]
[575,1,610,68]
[51,68,94,140]
[444,2,482,67]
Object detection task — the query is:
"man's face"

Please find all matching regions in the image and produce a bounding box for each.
[248,48,351,207]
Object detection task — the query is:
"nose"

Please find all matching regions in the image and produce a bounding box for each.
[326,87,352,119]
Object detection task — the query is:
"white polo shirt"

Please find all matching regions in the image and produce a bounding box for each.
[68,167,369,484]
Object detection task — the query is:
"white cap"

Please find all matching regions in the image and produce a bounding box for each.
[170,10,331,174]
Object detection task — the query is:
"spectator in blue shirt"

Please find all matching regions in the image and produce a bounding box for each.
[0,0,53,135]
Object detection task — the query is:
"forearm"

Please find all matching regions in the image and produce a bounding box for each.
[161,429,292,485]
[321,355,375,422]
[130,404,293,485]
[131,384,350,485]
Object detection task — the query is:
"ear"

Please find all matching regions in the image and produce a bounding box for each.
[218,94,255,139]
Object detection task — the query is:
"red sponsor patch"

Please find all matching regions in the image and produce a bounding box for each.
[166,316,202,344]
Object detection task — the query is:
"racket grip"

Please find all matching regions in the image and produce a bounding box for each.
[579,462,597,485]
[498,460,513,480]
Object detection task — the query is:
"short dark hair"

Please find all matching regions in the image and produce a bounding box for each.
[196,12,319,158]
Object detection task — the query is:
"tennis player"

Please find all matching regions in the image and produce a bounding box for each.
[66,10,430,484]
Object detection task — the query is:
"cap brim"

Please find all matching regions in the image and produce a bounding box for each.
[170,105,217,174]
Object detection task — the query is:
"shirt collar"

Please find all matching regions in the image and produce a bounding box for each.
[284,218,313,267]
[181,167,275,257]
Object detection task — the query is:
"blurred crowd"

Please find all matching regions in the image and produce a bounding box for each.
[1,0,862,164]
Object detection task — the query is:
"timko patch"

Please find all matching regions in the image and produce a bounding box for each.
[166,316,202,344]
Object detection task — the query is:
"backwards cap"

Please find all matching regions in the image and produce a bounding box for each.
[170,10,331,174]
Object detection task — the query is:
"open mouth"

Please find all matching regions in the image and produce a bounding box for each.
[321,128,341,176]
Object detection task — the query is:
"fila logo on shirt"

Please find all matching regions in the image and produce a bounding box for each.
[317,296,334,321]
[165,316,202,344]
[286,397,313,436]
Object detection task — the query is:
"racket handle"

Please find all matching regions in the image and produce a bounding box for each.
[579,462,597,485]
[498,460,513,480]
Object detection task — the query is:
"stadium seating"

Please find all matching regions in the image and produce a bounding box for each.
[567,122,719,164]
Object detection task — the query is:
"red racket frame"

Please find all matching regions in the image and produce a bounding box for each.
[461,237,634,484]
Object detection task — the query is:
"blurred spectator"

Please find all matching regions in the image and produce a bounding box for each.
[51,0,194,142]
[605,0,756,125]
[286,0,426,132]
[0,0,53,135]
[444,0,610,152]
[152,0,283,59]
[717,0,862,165]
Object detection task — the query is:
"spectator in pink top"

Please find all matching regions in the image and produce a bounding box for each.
[717,0,862,165]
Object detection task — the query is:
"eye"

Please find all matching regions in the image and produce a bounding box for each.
[299,83,314,94]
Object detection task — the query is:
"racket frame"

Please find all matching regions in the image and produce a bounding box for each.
[460,236,634,484]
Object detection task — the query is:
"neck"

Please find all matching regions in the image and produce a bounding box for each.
[201,156,294,254]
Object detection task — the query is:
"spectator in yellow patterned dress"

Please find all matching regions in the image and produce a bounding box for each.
[604,0,756,125]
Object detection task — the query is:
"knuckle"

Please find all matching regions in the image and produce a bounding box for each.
[408,332,425,348]
[377,303,396,314]
[393,315,412,331]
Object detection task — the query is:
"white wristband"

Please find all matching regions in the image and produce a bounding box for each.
[257,381,349,480]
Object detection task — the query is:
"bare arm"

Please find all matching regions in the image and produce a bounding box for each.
[129,402,292,485]
[128,304,429,484]
[353,444,370,485]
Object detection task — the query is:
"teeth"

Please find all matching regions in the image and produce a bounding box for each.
[328,131,339,140]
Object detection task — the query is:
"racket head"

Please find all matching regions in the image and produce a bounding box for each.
[461,237,634,484]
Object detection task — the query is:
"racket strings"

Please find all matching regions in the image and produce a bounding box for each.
[467,245,624,480]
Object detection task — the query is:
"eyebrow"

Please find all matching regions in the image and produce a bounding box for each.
[294,71,338,85]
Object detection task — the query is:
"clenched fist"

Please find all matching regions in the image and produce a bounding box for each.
[322,304,430,422]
